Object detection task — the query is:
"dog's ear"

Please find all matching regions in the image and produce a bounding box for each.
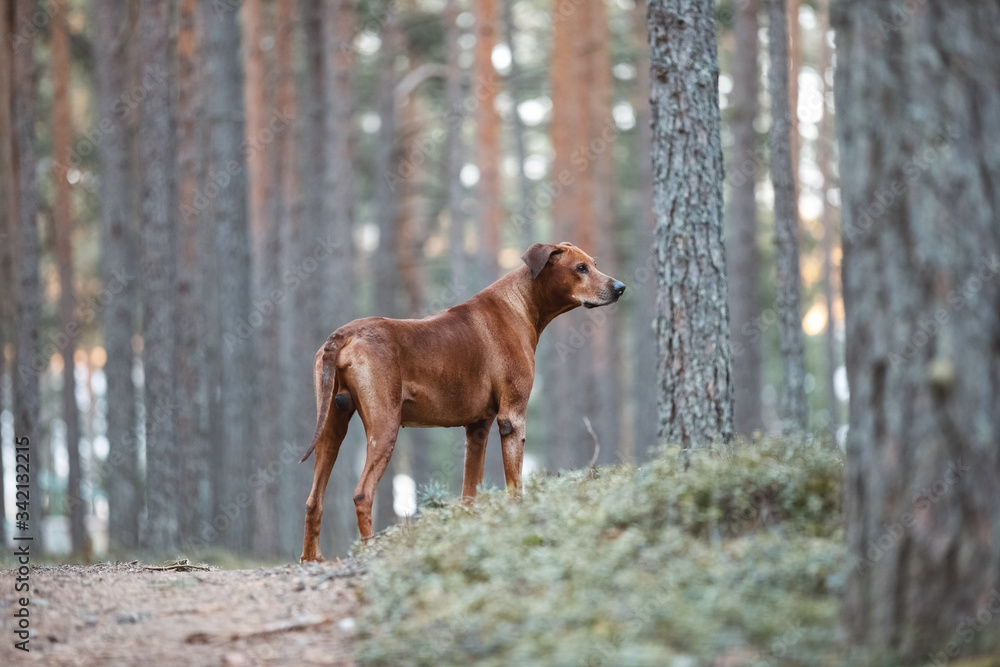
[521,244,563,280]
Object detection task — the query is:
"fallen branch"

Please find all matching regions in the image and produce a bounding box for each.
[145,559,210,572]
[186,615,334,644]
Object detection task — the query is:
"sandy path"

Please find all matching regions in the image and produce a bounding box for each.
[0,560,363,666]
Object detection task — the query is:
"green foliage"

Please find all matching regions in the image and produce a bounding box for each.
[356,440,849,666]
[417,478,452,510]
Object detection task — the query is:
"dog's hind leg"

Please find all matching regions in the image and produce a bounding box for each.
[300,406,352,562]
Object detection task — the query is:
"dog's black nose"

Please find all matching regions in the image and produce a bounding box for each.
[612,281,626,296]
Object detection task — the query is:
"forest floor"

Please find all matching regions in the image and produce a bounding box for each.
[0,559,364,666]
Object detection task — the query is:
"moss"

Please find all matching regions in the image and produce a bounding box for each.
[356,439,851,666]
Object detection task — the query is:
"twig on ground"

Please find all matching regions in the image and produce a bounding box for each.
[145,559,211,572]
[583,415,601,469]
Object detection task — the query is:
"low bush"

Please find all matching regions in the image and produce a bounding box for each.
[357,439,847,666]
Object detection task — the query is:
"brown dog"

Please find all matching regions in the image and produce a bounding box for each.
[299,242,625,562]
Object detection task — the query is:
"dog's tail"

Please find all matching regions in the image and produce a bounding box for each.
[299,335,351,463]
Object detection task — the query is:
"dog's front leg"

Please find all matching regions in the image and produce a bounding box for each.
[497,408,527,498]
[461,418,493,501]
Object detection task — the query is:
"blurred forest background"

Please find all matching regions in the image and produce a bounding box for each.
[0,0,843,562]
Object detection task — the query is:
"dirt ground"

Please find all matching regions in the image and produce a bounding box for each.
[0,559,364,666]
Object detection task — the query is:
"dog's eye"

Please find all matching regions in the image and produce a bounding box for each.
[577,263,588,274]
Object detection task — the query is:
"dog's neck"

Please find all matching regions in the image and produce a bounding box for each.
[474,265,576,347]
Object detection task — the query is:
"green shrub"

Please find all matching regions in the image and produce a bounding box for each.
[357,439,848,666]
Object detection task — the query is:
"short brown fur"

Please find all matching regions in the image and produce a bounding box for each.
[300,242,625,562]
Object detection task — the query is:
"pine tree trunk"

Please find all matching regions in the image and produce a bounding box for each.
[51,1,86,557]
[242,0,283,558]
[767,0,807,433]
[175,0,212,548]
[371,10,402,534]
[837,1,1000,660]
[204,0,258,553]
[374,14,400,319]
[242,0,269,264]
[501,0,533,247]
[585,0,621,465]
[648,0,734,449]
[275,0,306,557]
[727,0,764,437]
[320,0,361,555]
[12,0,45,553]
[444,0,467,299]
[473,0,501,284]
[138,0,179,552]
[785,0,800,189]
[547,0,588,469]
[631,0,657,462]
[816,0,838,441]
[94,0,139,552]
[443,3,468,303]
[0,1,15,550]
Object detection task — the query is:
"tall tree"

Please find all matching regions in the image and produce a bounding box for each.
[473,0,502,284]
[837,1,1000,660]
[0,0,14,551]
[276,0,306,556]
[175,0,212,544]
[728,0,764,436]
[547,0,590,469]
[372,10,402,533]
[95,0,139,552]
[444,0,467,299]
[242,0,269,261]
[631,0,657,460]
[51,0,86,556]
[501,0,533,246]
[767,0,807,433]
[786,0,801,188]
[138,0,179,552]
[242,0,283,557]
[12,0,44,552]
[585,0,621,464]
[203,0,258,552]
[648,0,734,448]
[319,0,361,553]
[816,0,838,441]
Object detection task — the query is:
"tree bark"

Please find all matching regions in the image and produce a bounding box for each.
[12,0,45,553]
[727,0,763,437]
[51,0,86,557]
[242,0,269,264]
[837,1,1000,660]
[204,0,258,553]
[648,0,734,449]
[816,0,838,441]
[242,0,283,558]
[547,0,590,469]
[586,0,621,465]
[95,0,139,552]
[372,10,402,533]
[501,0,533,247]
[276,0,307,557]
[320,0,361,555]
[175,0,212,547]
[631,0,657,462]
[767,0,807,433]
[138,0,179,552]
[0,1,15,551]
[473,0,502,284]
[786,0,800,190]
[444,0,467,299]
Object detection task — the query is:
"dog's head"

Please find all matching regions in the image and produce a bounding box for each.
[521,242,626,310]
